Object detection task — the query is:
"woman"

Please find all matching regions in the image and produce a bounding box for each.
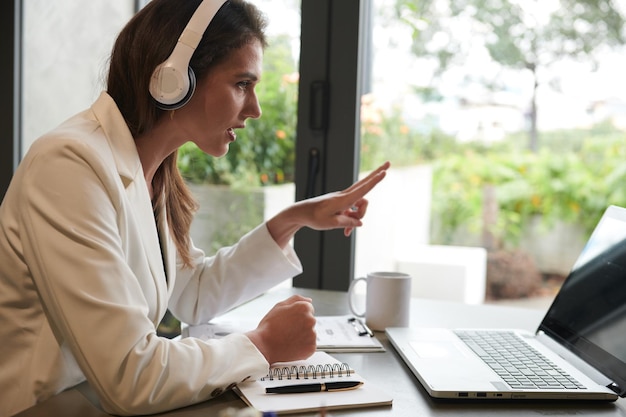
[0,0,389,415]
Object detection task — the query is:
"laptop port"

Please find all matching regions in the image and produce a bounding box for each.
[458,392,468,397]
[477,392,487,397]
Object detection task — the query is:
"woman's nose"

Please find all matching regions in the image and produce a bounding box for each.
[244,92,262,119]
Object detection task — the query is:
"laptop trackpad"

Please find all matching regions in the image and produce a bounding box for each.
[410,341,467,359]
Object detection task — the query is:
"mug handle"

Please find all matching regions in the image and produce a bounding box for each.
[348,277,366,317]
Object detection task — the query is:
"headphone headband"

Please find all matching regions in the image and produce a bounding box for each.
[149,0,228,110]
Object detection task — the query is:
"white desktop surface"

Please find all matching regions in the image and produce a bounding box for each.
[14,287,626,417]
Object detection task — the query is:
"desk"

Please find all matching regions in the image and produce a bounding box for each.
[14,287,626,417]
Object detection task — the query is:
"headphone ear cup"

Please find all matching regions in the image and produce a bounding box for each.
[154,67,197,111]
[149,0,226,110]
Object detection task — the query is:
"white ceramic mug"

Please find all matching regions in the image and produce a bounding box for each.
[348,271,412,331]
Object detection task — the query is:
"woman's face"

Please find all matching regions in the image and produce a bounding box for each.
[176,39,263,157]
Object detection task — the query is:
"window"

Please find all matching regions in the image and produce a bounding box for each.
[355,0,626,305]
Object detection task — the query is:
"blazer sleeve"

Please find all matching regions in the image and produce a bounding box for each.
[17,138,277,416]
[169,224,303,325]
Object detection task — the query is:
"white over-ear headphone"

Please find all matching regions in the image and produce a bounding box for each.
[149,0,228,110]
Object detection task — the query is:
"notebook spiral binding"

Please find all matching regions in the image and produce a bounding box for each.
[261,362,353,381]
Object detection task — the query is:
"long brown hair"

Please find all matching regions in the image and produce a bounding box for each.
[107,0,267,267]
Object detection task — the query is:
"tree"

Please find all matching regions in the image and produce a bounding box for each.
[395,0,626,151]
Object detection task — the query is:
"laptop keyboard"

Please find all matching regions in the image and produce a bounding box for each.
[454,330,586,390]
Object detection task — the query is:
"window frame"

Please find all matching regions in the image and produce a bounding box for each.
[0,0,21,200]
[293,0,369,290]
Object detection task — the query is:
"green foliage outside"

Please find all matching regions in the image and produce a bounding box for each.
[430,126,626,248]
[359,98,626,249]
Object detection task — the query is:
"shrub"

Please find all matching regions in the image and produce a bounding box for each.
[430,131,626,248]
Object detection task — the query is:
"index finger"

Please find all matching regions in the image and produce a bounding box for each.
[344,161,390,194]
[340,162,389,203]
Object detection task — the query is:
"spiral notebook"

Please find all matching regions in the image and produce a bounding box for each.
[233,351,393,414]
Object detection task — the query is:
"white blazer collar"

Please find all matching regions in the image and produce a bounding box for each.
[91,92,142,187]
[90,92,172,300]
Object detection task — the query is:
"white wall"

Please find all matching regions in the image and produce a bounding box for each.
[23,1,134,153]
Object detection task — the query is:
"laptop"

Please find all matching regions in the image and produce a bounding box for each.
[386,205,626,401]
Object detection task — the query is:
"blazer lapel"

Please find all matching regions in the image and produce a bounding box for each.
[91,92,169,320]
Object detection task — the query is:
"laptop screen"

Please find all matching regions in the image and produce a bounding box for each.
[539,205,626,396]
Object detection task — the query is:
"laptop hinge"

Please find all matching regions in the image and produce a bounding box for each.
[607,382,623,396]
[536,331,615,388]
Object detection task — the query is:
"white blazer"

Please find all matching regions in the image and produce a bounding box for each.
[0,92,303,416]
